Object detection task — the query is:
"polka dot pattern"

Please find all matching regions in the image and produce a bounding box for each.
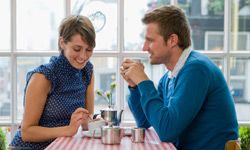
[10,54,93,149]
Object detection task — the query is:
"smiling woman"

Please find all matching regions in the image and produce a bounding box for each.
[9,15,96,150]
[59,34,94,70]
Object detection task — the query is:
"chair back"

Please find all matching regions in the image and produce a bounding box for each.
[225,140,241,150]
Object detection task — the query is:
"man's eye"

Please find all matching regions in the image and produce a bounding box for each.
[74,48,81,52]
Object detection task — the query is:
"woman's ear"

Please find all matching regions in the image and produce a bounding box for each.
[59,37,65,50]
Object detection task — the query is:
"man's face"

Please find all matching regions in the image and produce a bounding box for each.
[142,23,172,65]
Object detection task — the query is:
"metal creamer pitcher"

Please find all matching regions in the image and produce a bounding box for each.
[100,108,123,126]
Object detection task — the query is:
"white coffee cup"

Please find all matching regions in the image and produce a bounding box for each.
[132,58,142,63]
[88,118,106,136]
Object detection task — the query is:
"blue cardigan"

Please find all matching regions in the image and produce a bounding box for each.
[128,51,238,150]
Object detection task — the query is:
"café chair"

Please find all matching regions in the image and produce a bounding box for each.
[225,140,241,150]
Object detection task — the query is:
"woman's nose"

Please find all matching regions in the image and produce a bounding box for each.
[79,50,88,60]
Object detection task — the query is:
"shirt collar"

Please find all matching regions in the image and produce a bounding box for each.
[168,48,192,79]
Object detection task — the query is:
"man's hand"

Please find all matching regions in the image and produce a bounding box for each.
[120,59,149,86]
[120,65,136,87]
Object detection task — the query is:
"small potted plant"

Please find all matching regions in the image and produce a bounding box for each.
[96,82,123,125]
[0,127,7,150]
[96,81,116,109]
[239,126,250,150]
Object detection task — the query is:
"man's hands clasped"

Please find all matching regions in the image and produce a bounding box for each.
[120,59,149,87]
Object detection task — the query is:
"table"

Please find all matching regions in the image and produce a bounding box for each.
[45,128,176,150]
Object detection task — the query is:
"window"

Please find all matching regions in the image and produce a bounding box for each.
[124,0,170,51]
[230,0,250,122]
[178,0,225,51]
[0,0,250,144]
[0,58,11,121]
[231,0,250,52]
[205,32,250,51]
[16,0,64,51]
[0,0,10,51]
[91,57,117,113]
[71,0,117,50]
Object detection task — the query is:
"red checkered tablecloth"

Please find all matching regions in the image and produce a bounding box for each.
[45,128,176,150]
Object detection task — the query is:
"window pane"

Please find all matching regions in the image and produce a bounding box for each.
[71,0,117,50]
[16,0,64,51]
[0,0,10,51]
[0,58,11,121]
[91,57,117,113]
[230,57,250,102]
[230,57,250,121]
[210,57,224,71]
[124,0,170,51]
[17,57,50,120]
[178,0,224,51]
[123,58,165,121]
[231,0,250,51]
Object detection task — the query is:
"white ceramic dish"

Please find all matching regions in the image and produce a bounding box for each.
[88,119,106,131]
[82,129,101,138]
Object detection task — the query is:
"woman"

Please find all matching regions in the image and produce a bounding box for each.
[10,15,96,149]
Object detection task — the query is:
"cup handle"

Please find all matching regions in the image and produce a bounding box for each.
[92,129,96,138]
[121,128,125,138]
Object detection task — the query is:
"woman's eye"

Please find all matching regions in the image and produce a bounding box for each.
[86,49,93,52]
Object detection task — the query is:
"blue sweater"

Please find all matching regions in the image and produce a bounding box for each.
[128,51,238,150]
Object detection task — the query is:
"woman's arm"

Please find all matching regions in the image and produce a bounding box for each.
[21,73,86,142]
[85,72,94,114]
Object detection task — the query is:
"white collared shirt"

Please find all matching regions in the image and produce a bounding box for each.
[168,48,192,79]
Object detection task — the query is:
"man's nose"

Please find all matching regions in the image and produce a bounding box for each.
[142,42,148,52]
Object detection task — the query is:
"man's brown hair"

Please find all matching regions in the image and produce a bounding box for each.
[142,5,191,50]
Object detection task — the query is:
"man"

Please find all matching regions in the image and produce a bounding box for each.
[120,5,238,150]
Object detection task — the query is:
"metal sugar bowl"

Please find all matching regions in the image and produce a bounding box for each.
[101,125,123,145]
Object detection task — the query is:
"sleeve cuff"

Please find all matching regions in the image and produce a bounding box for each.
[138,80,155,93]
[128,85,137,90]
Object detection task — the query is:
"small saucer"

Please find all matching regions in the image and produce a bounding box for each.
[122,127,132,136]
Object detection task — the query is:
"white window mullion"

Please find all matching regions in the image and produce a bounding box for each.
[65,0,71,17]
[224,0,231,84]
[10,0,17,139]
[171,0,177,5]
[117,0,124,114]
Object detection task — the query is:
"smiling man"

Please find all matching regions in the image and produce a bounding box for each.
[120,5,238,150]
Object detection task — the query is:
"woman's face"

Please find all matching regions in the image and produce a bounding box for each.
[60,34,93,70]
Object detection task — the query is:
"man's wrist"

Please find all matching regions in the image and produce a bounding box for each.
[128,85,137,90]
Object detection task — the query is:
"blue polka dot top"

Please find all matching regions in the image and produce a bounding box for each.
[10,54,93,150]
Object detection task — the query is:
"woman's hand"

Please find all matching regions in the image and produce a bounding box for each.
[67,108,89,136]
[81,114,93,131]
